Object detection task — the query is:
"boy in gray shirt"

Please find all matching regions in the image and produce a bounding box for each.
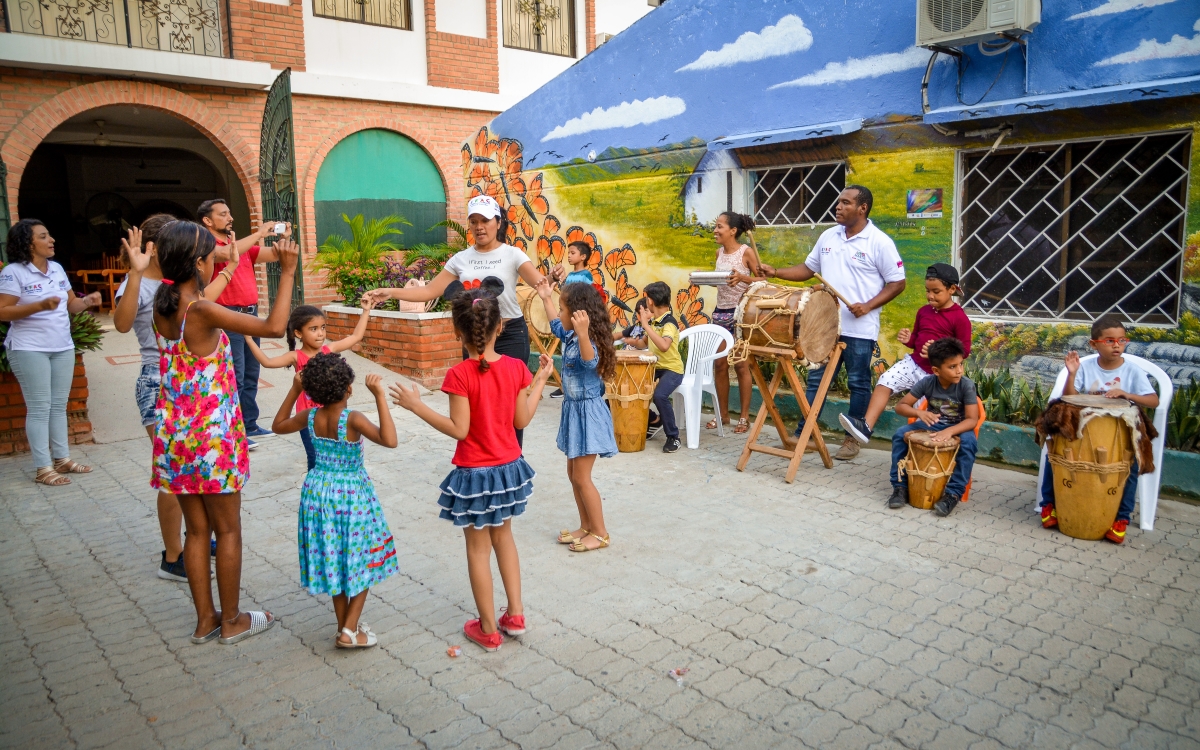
[888,338,980,516]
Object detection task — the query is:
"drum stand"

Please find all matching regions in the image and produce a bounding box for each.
[736,342,846,483]
[529,329,562,388]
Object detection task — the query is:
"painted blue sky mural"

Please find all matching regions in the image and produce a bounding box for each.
[489,0,1200,159]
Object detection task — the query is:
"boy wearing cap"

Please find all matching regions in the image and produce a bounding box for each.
[840,263,973,459]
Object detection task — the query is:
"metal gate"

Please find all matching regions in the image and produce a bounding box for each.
[260,68,304,308]
[0,161,9,263]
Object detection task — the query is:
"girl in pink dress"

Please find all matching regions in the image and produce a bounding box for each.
[151,219,300,646]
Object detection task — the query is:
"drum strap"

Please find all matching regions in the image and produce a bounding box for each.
[1047,454,1131,475]
[607,392,653,403]
[730,285,809,366]
[898,442,960,482]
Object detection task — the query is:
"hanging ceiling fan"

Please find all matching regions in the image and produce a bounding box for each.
[52,120,148,147]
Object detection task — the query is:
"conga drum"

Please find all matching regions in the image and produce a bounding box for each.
[606,350,658,452]
[732,282,840,364]
[1048,394,1134,540]
[901,432,961,509]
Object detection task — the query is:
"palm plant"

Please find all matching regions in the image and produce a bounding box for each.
[404,219,471,265]
[1168,377,1200,451]
[312,214,410,303]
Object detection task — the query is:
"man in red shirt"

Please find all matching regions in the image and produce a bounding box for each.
[198,198,290,442]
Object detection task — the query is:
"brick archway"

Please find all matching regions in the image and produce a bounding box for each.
[2,80,261,220]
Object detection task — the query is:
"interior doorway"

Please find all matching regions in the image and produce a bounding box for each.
[18,105,251,277]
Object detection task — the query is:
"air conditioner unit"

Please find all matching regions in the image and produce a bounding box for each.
[647,0,665,7]
[917,0,1040,48]
[596,32,613,46]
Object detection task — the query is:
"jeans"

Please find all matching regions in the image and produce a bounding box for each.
[223,313,261,431]
[299,426,316,471]
[650,369,684,439]
[1040,455,1139,523]
[7,348,74,469]
[464,317,531,447]
[798,335,875,436]
[891,421,978,499]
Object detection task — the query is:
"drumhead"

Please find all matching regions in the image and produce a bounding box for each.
[518,285,557,336]
[1060,394,1131,409]
[615,349,657,363]
[905,431,961,449]
[795,289,840,364]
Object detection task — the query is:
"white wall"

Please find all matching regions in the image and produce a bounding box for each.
[303,2,427,85]
[595,0,652,40]
[436,0,487,37]
[683,150,748,225]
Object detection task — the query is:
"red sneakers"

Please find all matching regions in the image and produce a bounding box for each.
[1041,504,1058,529]
[1105,519,1129,545]
[498,608,526,636]
[463,619,502,652]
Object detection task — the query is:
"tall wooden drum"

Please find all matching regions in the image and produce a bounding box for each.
[1048,394,1134,540]
[902,432,961,509]
[732,282,840,364]
[606,350,658,452]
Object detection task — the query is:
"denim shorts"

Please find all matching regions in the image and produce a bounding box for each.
[135,363,161,427]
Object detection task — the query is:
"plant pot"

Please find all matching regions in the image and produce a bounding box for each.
[322,305,460,388]
[0,353,94,455]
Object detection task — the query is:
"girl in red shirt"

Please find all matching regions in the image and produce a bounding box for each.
[391,289,553,652]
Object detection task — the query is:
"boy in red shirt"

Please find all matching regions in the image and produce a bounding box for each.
[841,263,972,444]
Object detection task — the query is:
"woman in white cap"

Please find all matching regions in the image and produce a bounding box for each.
[364,195,556,445]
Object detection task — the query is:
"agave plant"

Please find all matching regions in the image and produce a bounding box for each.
[312,214,410,303]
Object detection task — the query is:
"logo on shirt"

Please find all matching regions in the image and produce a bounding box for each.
[896,260,904,268]
[852,250,870,264]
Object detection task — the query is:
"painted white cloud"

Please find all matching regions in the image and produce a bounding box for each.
[769,46,936,89]
[676,14,813,72]
[1068,0,1178,21]
[541,96,686,142]
[1094,17,1200,66]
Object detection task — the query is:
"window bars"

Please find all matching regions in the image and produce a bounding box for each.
[502,0,575,57]
[313,0,411,30]
[5,0,224,56]
[957,131,1191,326]
[751,162,845,227]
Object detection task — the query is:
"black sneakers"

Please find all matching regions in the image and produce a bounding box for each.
[549,388,564,399]
[157,551,187,582]
[839,414,873,445]
[663,437,681,453]
[933,494,960,517]
[646,415,663,440]
[887,486,907,509]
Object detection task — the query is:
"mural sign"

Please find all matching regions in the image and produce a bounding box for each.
[906,189,943,219]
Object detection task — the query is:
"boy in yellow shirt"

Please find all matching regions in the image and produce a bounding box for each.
[634,282,684,453]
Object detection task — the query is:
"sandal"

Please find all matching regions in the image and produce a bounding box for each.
[734,418,750,434]
[568,533,610,553]
[218,610,275,645]
[34,467,71,486]
[336,623,377,648]
[53,458,92,474]
[558,528,587,544]
[705,418,720,430]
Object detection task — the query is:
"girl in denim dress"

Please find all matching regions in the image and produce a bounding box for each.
[534,278,619,552]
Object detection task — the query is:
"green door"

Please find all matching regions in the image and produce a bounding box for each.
[315,129,447,249]
[260,68,304,308]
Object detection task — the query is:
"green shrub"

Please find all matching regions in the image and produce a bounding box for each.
[0,311,105,374]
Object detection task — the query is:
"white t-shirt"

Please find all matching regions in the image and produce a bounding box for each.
[1074,358,1155,397]
[443,244,532,320]
[115,276,163,368]
[803,220,905,340]
[0,260,73,352]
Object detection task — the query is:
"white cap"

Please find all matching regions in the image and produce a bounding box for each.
[467,194,502,220]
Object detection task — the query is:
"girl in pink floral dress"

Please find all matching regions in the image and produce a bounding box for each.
[151,219,300,646]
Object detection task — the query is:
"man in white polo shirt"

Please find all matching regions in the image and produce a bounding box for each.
[760,185,907,460]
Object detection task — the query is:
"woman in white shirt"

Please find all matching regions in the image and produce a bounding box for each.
[364,195,559,445]
[0,219,101,485]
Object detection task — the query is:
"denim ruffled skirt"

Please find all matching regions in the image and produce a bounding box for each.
[437,457,535,528]
[557,395,618,459]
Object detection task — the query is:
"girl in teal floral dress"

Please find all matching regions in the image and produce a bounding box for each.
[272,352,399,648]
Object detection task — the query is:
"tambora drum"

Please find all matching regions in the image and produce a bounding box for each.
[606,350,658,452]
[730,281,840,365]
[1047,394,1135,540]
[900,431,961,509]
[516,283,558,338]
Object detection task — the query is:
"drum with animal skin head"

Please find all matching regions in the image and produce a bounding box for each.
[732,282,840,364]
[605,350,658,452]
[1048,394,1134,540]
[516,283,559,337]
[902,431,961,509]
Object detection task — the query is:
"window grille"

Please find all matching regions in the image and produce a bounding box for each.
[957,132,1191,326]
[314,0,411,30]
[6,0,224,56]
[750,162,845,226]
[502,0,575,57]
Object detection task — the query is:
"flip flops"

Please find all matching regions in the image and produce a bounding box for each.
[218,611,275,645]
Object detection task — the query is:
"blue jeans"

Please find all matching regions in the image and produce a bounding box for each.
[223,320,261,432]
[7,348,74,469]
[650,369,684,439]
[1040,455,1138,523]
[891,421,978,499]
[798,335,875,436]
[299,426,316,471]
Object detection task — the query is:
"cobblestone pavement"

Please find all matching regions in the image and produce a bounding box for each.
[2,394,1199,749]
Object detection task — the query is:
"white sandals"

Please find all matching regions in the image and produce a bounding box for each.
[336,622,377,649]
[217,610,275,645]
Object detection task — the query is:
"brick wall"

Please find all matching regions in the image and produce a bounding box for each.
[323,306,460,387]
[423,0,499,93]
[227,0,308,69]
[0,355,93,456]
[585,0,595,53]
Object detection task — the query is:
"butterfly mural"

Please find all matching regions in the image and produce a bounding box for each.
[675,284,710,329]
[609,268,639,326]
[565,226,604,286]
[507,173,550,241]
[604,243,636,281]
[535,215,565,276]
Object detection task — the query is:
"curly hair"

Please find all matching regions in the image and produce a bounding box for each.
[120,213,176,268]
[927,337,965,367]
[153,220,216,318]
[286,305,324,351]
[300,351,355,407]
[559,282,616,380]
[451,288,502,373]
[6,218,47,265]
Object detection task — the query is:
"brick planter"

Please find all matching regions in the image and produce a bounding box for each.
[323,305,459,388]
[0,353,94,455]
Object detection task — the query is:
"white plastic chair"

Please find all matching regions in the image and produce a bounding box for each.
[668,324,735,449]
[1034,353,1174,530]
